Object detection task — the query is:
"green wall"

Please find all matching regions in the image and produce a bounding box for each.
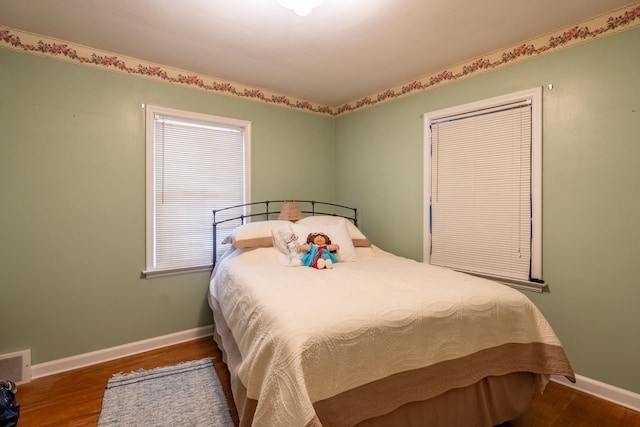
[1,26,639,396]
[0,48,334,363]
[334,28,640,393]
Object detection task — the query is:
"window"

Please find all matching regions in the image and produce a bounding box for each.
[144,105,250,278]
[423,87,543,292]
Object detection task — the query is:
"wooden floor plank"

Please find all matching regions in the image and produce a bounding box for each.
[15,337,640,426]
[17,337,239,427]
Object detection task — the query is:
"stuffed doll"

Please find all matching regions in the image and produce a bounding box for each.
[297,232,340,269]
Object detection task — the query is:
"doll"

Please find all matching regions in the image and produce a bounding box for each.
[297,232,340,269]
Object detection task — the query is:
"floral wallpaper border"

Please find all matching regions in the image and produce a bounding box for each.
[1,3,639,116]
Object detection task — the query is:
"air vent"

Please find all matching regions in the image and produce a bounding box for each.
[0,349,31,385]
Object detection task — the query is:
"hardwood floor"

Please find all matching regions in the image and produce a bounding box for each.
[15,337,640,426]
[17,337,239,427]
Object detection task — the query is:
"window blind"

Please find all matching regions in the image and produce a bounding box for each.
[430,101,532,281]
[149,111,246,273]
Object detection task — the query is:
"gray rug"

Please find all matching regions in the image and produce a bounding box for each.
[98,358,234,426]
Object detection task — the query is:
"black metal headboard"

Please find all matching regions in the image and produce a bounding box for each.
[212,200,358,266]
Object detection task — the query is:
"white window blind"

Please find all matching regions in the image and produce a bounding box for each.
[424,88,543,291]
[144,105,250,277]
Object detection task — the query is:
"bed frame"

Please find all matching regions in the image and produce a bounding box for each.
[212,200,358,266]
[209,199,575,426]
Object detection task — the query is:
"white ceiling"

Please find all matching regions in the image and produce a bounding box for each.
[0,0,634,106]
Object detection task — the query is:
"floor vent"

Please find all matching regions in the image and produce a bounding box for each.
[0,349,31,385]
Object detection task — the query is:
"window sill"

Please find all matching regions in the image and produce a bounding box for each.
[142,265,213,279]
[457,270,546,293]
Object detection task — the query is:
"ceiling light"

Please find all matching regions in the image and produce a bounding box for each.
[277,0,326,16]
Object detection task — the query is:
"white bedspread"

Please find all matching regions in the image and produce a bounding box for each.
[209,246,569,427]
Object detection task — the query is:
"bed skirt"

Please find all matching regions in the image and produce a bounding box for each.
[213,329,545,427]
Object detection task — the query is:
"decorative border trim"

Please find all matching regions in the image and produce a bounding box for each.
[0,27,334,115]
[1,3,639,116]
[336,3,640,115]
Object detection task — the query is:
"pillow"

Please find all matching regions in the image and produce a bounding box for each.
[271,219,357,266]
[271,224,306,266]
[297,215,372,247]
[222,220,293,249]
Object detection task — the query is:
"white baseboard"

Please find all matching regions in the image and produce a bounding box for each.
[30,325,214,380]
[29,327,640,415]
[552,374,640,413]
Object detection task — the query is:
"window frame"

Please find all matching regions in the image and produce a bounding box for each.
[423,87,543,292]
[143,104,251,278]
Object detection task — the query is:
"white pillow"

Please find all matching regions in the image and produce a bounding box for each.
[222,220,293,249]
[297,215,371,247]
[271,219,357,266]
[271,224,306,266]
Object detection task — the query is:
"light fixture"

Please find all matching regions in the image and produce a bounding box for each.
[277,0,326,16]
[278,201,304,221]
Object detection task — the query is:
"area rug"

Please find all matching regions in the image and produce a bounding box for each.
[98,358,234,426]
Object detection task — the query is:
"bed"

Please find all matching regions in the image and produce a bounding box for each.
[208,200,575,427]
